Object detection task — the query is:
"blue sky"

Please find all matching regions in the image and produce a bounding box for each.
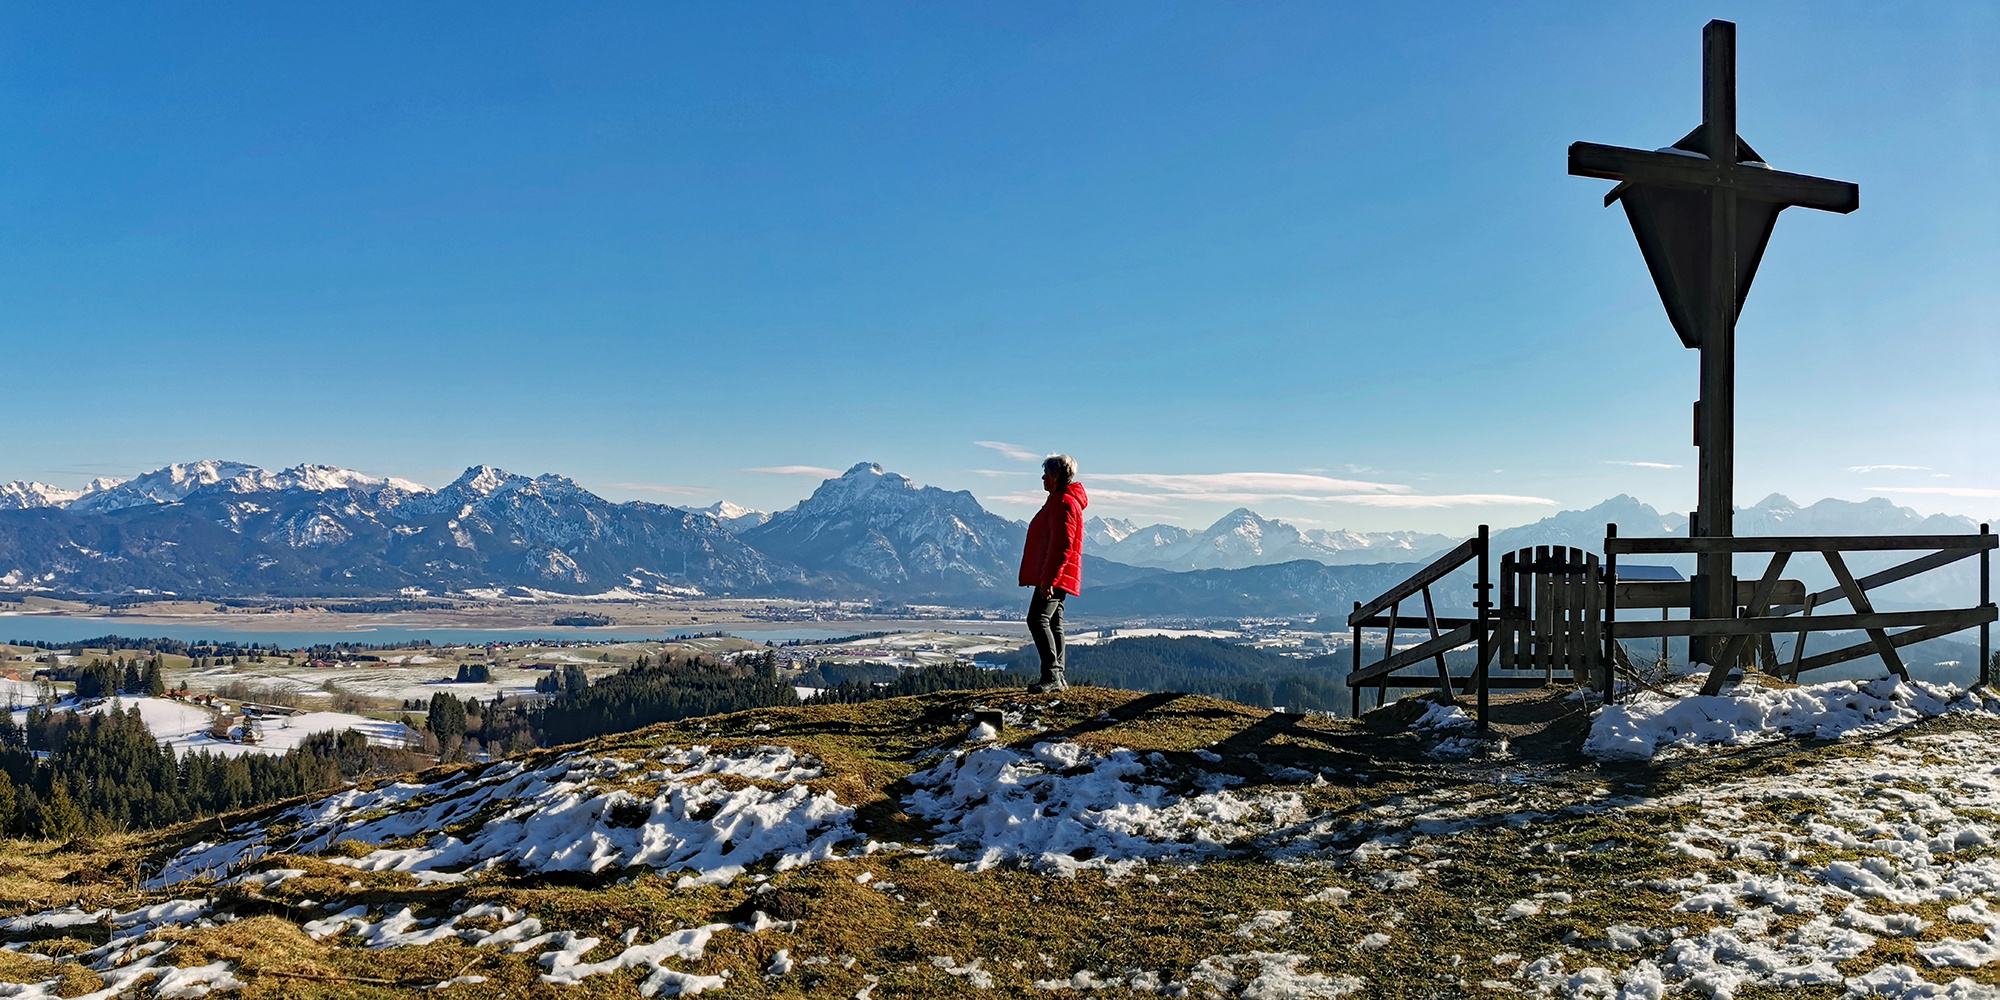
[2,2,1994,533]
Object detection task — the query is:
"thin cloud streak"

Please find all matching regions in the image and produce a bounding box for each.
[1873,486,2000,499]
[610,483,710,497]
[745,465,841,477]
[987,488,1178,509]
[1850,465,1931,473]
[975,441,1042,463]
[1093,472,1410,496]
[1607,460,1680,469]
[1068,470,1545,512]
[1328,493,1558,508]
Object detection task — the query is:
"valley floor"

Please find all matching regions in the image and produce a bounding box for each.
[4,682,2000,998]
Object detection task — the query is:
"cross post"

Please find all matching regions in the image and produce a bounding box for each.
[1568,19,1857,681]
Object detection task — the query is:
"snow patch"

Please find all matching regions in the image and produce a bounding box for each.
[1585,676,2000,761]
[151,744,851,888]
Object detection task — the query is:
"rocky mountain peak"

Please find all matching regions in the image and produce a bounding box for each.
[67,460,264,513]
[448,465,519,497]
[696,501,771,534]
[1085,516,1138,546]
[742,462,1022,596]
[0,481,91,510]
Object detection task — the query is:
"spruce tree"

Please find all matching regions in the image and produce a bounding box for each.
[427,693,466,740]
[0,771,16,837]
[40,776,84,839]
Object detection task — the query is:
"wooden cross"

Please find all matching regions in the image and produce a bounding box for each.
[1568,20,1857,660]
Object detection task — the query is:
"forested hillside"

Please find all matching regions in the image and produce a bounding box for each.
[987,636,1358,714]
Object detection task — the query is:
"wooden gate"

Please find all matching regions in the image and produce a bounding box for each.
[1492,546,1604,689]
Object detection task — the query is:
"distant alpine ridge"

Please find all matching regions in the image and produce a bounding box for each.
[0,461,1982,614]
[1086,509,1457,570]
[0,462,796,599]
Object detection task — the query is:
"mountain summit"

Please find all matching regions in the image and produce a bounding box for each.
[741,463,1027,598]
[0,461,796,597]
[1087,508,1455,570]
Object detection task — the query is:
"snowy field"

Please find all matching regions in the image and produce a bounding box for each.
[0,677,42,706]
[10,675,2000,997]
[801,630,1025,666]
[179,661,545,704]
[12,696,414,757]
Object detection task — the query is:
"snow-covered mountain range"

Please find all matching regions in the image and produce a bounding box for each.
[0,460,1985,613]
[0,462,796,598]
[0,476,125,510]
[1086,509,1457,570]
[695,501,771,533]
[741,462,1028,595]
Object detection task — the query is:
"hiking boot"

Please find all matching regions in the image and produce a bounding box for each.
[1028,672,1069,694]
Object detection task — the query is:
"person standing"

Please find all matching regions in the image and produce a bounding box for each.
[1020,454,1086,693]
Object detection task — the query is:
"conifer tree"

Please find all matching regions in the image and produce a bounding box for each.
[0,771,16,837]
[40,776,84,839]
[426,692,467,740]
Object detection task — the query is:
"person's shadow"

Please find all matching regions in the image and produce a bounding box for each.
[1010,690,1184,747]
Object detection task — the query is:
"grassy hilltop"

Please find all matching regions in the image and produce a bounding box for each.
[1,683,1998,998]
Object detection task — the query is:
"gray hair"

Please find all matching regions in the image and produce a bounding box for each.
[1042,454,1077,485]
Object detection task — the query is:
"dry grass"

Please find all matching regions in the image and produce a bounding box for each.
[2,689,1998,997]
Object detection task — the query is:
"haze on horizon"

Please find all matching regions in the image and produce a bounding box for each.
[3,3,1994,535]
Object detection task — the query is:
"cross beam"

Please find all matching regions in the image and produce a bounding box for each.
[1567,20,1857,667]
[1569,144,1857,213]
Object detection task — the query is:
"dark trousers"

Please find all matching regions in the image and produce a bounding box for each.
[1027,588,1067,678]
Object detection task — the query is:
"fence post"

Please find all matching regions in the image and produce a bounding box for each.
[1476,525,1491,730]
[1983,523,1992,689]
[1604,523,1618,700]
[1351,601,1362,718]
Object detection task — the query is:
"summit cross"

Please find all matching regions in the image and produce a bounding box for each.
[1568,19,1857,662]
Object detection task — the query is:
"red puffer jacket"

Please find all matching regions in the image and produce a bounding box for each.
[1020,482,1087,594]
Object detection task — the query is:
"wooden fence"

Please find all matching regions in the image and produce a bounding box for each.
[1604,525,1997,696]
[1345,522,1996,725]
[1346,527,1493,722]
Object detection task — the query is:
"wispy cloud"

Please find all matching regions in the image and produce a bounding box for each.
[1094,472,1410,497]
[1070,470,1554,511]
[1328,493,1558,508]
[1607,460,1681,469]
[1873,486,2000,499]
[610,483,709,497]
[1850,464,1931,474]
[974,441,1043,463]
[745,465,841,477]
[987,488,1178,508]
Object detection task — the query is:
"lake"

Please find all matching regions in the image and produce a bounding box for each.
[0,616,868,648]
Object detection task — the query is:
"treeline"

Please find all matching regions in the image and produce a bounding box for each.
[0,647,1029,838]
[400,652,799,753]
[986,636,1356,715]
[533,652,797,747]
[67,656,169,700]
[214,599,457,614]
[804,662,1020,705]
[9,636,289,657]
[3,636,444,656]
[0,705,432,838]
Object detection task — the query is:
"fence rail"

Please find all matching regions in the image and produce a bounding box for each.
[1346,526,1491,722]
[1338,521,1995,722]
[1603,524,1995,695]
